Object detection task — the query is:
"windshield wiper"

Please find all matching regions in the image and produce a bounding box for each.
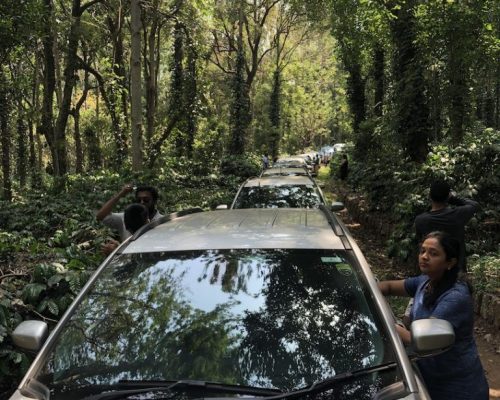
[81,379,282,400]
[263,361,398,400]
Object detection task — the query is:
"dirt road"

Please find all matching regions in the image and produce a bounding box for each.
[335,206,500,399]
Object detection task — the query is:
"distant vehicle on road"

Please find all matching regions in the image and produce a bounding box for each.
[333,143,347,153]
[229,175,329,209]
[261,166,310,177]
[273,156,315,176]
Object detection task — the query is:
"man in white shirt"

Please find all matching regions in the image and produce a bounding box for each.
[97,184,163,254]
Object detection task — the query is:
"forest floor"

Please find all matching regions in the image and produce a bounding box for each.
[329,179,500,399]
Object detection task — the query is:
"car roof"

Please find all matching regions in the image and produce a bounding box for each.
[275,156,306,163]
[243,175,315,187]
[123,208,345,253]
[261,167,309,176]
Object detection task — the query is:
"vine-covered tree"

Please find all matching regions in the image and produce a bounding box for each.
[389,0,430,163]
[229,0,251,155]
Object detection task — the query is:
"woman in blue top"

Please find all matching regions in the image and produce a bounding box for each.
[378,231,488,400]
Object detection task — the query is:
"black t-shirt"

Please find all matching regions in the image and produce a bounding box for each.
[415,198,479,271]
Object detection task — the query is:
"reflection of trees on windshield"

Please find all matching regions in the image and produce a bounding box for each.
[44,252,244,391]
[40,249,396,399]
[238,250,386,392]
[234,186,322,208]
[201,250,267,295]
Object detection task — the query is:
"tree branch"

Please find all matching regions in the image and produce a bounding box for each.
[148,114,180,167]
[80,0,105,15]
[0,273,28,281]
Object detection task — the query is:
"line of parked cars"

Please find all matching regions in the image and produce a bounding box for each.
[9,156,455,399]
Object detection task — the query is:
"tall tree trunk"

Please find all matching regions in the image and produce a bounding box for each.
[172,21,185,156]
[80,61,128,167]
[54,34,63,108]
[229,0,251,156]
[30,59,41,187]
[269,68,281,160]
[496,65,500,129]
[40,0,57,175]
[84,126,102,171]
[72,112,83,173]
[183,36,197,158]
[144,0,160,148]
[53,0,83,176]
[448,73,466,144]
[373,45,384,118]
[71,69,90,174]
[429,68,443,142]
[130,0,143,170]
[390,0,430,163]
[0,72,12,201]
[54,0,104,175]
[16,115,27,188]
[106,8,128,165]
[345,62,366,134]
[28,123,41,188]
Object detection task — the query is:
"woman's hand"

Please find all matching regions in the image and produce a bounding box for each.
[378,280,408,296]
[395,323,411,345]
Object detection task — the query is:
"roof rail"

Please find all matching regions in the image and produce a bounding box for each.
[318,204,346,237]
[129,207,204,242]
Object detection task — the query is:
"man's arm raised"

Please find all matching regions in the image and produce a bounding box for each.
[96,184,134,221]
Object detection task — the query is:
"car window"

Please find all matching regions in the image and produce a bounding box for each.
[233,185,323,208]
[32,249,401,399]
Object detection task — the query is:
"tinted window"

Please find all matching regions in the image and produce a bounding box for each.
[233,186,323,208]
[33,249,401,399]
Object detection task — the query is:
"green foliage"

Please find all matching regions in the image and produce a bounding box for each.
[220,155,261,178]
[349,126,499,264]
[469,254,500,294]
[0,167,246,393]
[0,260,91,395]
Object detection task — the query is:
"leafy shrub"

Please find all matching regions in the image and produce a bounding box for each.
[0,261,91,395]
[220,154,261,178]
[469,254,500,294]
[0,167,245,394]
[348,126,499,264]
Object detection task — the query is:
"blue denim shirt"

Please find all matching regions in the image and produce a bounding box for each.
[404,275,488,399]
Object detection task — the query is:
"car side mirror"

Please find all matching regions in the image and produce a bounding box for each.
[12,320,48,352]
[216,204,228,210]
[330,202,345,212]
[410,318,455,356]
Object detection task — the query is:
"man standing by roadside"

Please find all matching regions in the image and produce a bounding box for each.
[402,180,480,327]
[262,154,270,169]
[339,154,349,181]
[97,184,163,254]
[415,180,479,272]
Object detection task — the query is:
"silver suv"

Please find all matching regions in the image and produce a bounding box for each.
[10,208,452,400]
[224,175,338,210]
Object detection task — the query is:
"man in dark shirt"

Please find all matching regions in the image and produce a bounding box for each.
[402,180,480,326]
[415,180,479,271]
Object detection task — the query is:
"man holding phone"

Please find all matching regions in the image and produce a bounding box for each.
[96,184,163,254]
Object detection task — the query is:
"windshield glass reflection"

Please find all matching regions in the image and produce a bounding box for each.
[233,186,323,208]
[36,249,400,398]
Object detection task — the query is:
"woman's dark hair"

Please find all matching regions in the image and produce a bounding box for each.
[422,231,469,307]
[124,203,149,234]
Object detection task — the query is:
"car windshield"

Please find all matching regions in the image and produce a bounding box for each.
[233,186,323,208]
[33,249,401,399]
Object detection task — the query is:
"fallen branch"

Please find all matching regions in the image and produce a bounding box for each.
[0,273,29,281]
